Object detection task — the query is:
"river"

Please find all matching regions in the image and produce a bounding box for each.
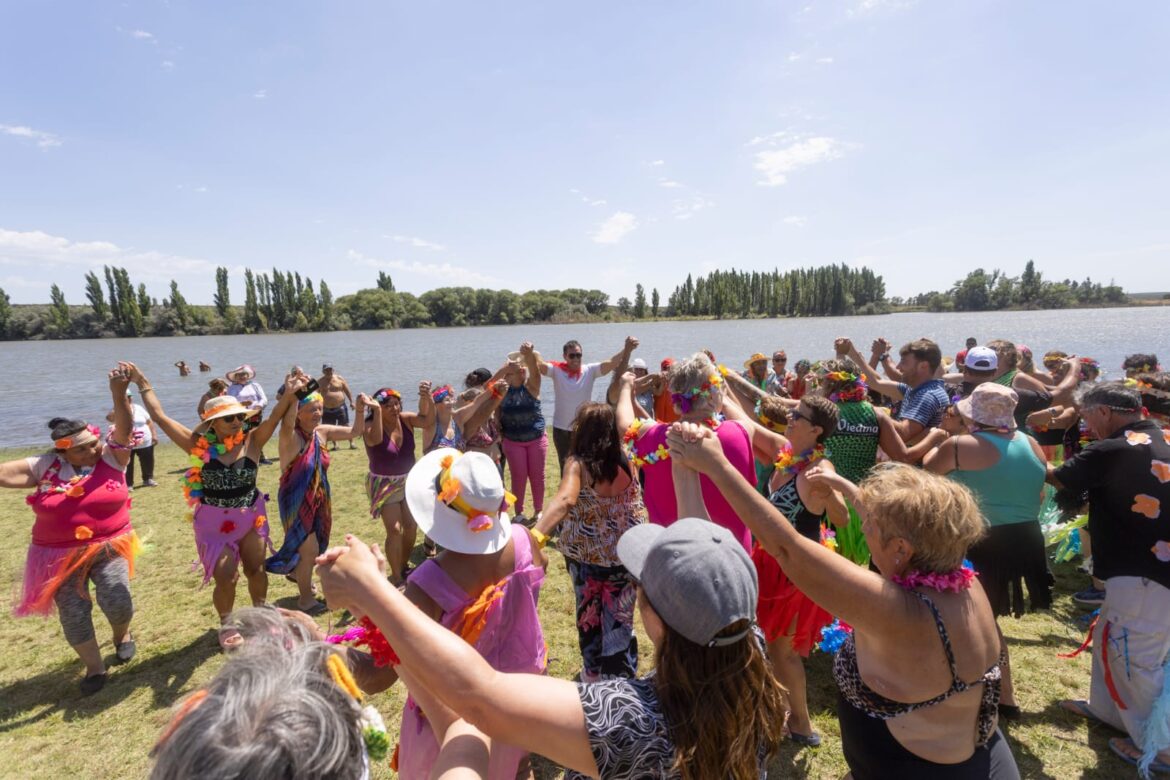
[3,307,1166,447]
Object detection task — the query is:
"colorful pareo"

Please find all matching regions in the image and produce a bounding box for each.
[266,428,332,574]
[567,559,638,680]
[366,472,408,519]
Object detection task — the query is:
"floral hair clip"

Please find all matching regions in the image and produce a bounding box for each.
[373,388,401,404]
[54,424,101,450]
[432,385,454,403]
[670,373,724,414]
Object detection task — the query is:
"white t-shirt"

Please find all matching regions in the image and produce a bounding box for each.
[131,403,154,448]
[551,362,602,430]
[26,450,125,481]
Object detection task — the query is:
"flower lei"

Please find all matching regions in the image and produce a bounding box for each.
[773,442,826,477]
[327,616,401,667]
[181,428,247,508]
[892,559,976,593]
[823,371,868,404]
[622,417,718,468]
[670,372,724,414]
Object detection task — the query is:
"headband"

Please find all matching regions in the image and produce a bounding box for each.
[297,391,323,408]
[432,385,454,403]
[54,424,100,450]
[372,388,401,405]
[670,372,724,414]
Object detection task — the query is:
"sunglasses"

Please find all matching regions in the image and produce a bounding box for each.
[566,353,583,359]
[788,408,806,423]
[220,413,246,423]
[773,358,787,363]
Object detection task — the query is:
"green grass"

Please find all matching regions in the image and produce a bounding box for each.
[0,442,1128,778]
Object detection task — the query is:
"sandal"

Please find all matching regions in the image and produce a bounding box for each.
[1059,699,1109,727]
[1109,737,1170,775]
[114,637,137,664]
[787,730,822,748]
[298,601,328,616]
[79,672,107,696]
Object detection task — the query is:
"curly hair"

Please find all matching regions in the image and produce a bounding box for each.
[858,463,986,574]
[668,352,723,418]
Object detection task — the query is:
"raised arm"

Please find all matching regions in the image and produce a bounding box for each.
[122,362,198,452]
[668,424,915,637]
[870,338,903,384]
[277,377,307,469]
[841,339,903,401]
[533,460,584,537]
[454,381,506,433]
[1048,358,1082,406]
[614,371,637,434]
[247,383,298,450]
[319,394,370,442]
[316,538,599,778]
[519,343,542,396]
[598,336,638,375]
[408,381,435,429]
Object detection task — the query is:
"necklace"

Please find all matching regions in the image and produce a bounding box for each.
[773,442,826,476]
[892,561,976,593]
[623,417,718,468]
[182,428,247,508]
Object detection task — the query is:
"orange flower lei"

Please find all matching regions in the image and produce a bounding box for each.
[181,429,247,508]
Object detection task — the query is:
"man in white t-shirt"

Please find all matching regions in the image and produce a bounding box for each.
[540,335,638,472]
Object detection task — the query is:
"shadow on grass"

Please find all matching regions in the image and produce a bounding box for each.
[1009,698,1129,779]
[0,629,219,732]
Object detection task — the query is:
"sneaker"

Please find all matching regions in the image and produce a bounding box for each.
[79,672,107,696]
[1073,587,1106,607]
[142,479,158,488]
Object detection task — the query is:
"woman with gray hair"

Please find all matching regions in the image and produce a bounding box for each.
[615,351,756,550]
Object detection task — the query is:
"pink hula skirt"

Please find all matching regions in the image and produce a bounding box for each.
[192,496,272,585]
[15,529,142,617]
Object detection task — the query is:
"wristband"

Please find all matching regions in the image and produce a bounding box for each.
[530,529,549,549]
[879,353,891,362]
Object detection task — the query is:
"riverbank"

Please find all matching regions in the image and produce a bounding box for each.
[0,442,1128,778]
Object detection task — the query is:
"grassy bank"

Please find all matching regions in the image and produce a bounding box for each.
[0,442,1125,778]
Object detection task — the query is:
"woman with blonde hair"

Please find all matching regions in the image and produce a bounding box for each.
[668,424,1020,779]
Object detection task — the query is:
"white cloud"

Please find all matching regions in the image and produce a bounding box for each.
[130,29,155,41]
[850,0,917,16]
[0,124,61,149]
[387,234,445,252]
[782,215,808,227]
[649,159,665,167]
[570,188,608,207]
[592,212,638,244]
[588,199,607,207]
[161,60,175,70]
[0,228,218,284]
[746,130,797,148]
[252,89,268,100]
[787,52,802,62]
[346,249,497,286]
[673,196,715,221]
[658,179,684,189]
[754,136,848,186]
[194,186,208,193]
[816,56,834,64]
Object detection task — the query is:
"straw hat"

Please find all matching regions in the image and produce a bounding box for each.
[956,384,1018,430]
[197,395,260,431]
[226,364,256,382]
[743,352,769,369]
[405,448,512,555]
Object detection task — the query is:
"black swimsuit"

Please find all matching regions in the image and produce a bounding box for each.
[834,590,1020,779]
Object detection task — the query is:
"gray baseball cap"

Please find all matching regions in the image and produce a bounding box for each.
[617,517,758,647]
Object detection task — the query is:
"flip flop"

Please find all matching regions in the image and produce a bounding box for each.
[114,638,136,664]
[1059,699,1108,727]
[298,601,328,616]
[1109,737,1170,775]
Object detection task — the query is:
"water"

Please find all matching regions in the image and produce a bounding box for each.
[3,307,1167,448]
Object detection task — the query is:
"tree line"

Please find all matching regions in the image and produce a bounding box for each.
[895,260,1129,312]
[0,259,1135,341]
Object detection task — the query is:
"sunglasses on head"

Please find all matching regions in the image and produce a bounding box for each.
[567,352,583,359]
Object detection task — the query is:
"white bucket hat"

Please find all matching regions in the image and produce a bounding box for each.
[405,448,514,555]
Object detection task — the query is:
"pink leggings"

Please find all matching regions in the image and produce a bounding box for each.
[501,434,548,515]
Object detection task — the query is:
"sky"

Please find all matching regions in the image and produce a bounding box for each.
[2,0,1169,307]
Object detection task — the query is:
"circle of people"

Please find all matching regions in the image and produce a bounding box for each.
[4,336,1169,779]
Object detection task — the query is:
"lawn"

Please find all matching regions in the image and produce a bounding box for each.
[0,440,1131,779]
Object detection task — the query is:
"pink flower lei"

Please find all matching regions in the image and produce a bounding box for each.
[892,560,977,593]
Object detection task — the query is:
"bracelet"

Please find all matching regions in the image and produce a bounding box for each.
[139,386,154,393]
[529,529,549,549]
[489,384,505,400]
[879,353,891,362]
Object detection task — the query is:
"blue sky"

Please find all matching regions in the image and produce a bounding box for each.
[2,0,1169,306]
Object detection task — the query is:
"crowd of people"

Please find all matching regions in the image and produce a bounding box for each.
[4,333,1170,779]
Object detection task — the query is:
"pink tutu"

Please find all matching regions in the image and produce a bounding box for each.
[192,496,272,585]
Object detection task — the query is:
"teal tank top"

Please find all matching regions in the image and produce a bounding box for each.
[950,431,1045,527]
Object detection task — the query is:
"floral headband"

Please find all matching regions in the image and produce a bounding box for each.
[1125,362,1160,373]
[434,453,515,534]
[670,372,724,414]
[821,370,868,403]
[372,388,401,405]
[432,385,454,403]
[54,424,101,450]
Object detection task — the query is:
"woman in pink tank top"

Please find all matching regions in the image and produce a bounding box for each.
[375,447,549,780]
[0,367,141,695]
[614,352,756,550]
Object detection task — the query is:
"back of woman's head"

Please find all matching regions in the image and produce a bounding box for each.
[150,642,365,780]
[859,463,985,574]
[668,353,721,416]
[817,358,862,398]
[47,417,86,440]
[569,403,623,484]
[208,377,229,394]
[655,621,785,780]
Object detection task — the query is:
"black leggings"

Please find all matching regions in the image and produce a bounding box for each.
[126,444,155,486]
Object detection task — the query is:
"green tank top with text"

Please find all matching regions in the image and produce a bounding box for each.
[825,401,880,486]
